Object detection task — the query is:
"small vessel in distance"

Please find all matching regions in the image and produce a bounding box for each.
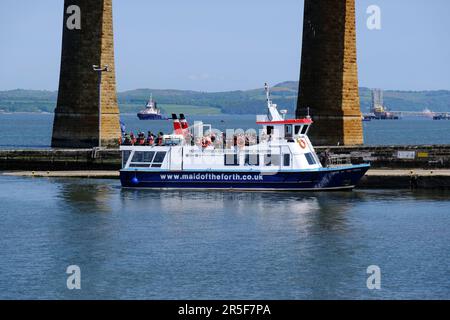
[137,95,168,120]
[433,113,450,120]
[120,83,370,191]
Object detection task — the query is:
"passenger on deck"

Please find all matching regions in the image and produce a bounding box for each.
[156,132,164,146]
[201,135,212,149]
[146,131,155,146]
[130,132,137,145]
[123,133,132,145]
[137,132,146,145]
[320,149,331,167]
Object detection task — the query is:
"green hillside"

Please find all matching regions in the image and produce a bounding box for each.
[1,82,449,114]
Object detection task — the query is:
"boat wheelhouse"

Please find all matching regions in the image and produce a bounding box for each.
[120,84,370,190]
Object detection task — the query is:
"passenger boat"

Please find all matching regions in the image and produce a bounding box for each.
[120,84,370,190]
[137,95,168,120]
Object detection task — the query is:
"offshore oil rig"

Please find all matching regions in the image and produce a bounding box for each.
[363,89,449,121]
[363,89,400,120]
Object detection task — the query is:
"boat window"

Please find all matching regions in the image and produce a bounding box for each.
[129,163,150,168]
[122,151,131,167]
[245,153,259,166]
[164,137,182,146]
[131,151,144,163]
[153,152,166,163]
[301,125,309,135]
[304,152,316,165]
[285,125,293,139]
[266,126,274,135]
[264,153,281,166]
[283,154,291,166]
[295,125,302,135]
[224,153,239,166]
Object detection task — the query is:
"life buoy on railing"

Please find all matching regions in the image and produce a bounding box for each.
[297,138,307,149]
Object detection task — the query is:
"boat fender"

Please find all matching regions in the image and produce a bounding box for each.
[131,177,139,185]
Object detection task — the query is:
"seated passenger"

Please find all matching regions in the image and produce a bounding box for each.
[123,133,132,145]
[146,131,155,146]
[156,132,164,146]
[130,132,136,145]
[137,132,145,145]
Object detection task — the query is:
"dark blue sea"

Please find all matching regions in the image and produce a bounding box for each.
[0,113,449,299]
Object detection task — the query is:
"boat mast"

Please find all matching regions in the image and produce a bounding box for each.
[264,82,271,108]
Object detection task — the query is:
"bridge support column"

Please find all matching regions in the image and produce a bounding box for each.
[296,0,363,146]
[51,0,120,148]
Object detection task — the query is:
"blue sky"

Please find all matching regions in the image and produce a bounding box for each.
[0,0,449,92]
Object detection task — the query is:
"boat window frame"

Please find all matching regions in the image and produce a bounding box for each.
[244,152,260,166]
[285,124,293,139]
[224,153,239,166]
[152,151,167,164]
[300,125,309,135]
[264,153,281,167]
[127,150,166,168]
[304,152,316,165]
[283,153,291,167]
[122,150,131,168]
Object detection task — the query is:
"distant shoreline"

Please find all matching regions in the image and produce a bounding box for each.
[2,82,450,114]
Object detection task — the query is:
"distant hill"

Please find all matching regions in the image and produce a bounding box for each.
[1,82,449,114]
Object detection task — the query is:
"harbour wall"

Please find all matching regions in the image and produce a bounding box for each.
[315,145,450,169]
[1,145,450,171]
[1,146,450,189]
[0,149,120,171]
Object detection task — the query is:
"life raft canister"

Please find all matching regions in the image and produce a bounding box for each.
[297,138,307,149]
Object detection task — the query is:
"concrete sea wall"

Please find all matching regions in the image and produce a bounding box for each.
[1,145,450,171]
[1,146,450,189]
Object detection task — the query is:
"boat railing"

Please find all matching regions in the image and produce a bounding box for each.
[327,154,352,167]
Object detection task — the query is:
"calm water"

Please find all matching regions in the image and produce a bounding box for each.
[1,113,450,148]
[0,175,448,299]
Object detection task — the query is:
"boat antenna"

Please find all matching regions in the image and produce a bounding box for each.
[265,82,271,107]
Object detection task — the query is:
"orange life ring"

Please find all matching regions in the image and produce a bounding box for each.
[298,138,307,149]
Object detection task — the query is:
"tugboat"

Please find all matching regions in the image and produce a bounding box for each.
[120,83,370,190]
[137,95,168,120]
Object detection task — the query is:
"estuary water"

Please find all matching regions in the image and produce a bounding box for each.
[1,113,450,148]
[0,175,449,299]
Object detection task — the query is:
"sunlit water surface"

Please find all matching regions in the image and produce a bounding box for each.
[0,176,448,299]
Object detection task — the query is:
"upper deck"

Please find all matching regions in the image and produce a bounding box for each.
[120,83,322,172]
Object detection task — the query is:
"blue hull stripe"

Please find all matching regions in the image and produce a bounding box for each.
[120,165,370,190]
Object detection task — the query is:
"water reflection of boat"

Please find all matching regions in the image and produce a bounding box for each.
[137,95,168,120]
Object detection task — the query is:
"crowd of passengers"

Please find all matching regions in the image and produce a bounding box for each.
[121,131,274,148]
[122,131,164,146]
